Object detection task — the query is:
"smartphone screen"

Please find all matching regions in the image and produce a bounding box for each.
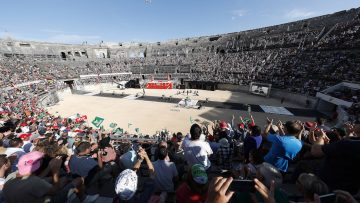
[319,193,336,203]
[229,179,255,192]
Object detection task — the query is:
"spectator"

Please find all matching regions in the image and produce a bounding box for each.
[229,162,287,203]
[263,120,303,173]
[176,164,208,203]
[5,138,25,172]
[311,134,360,194]
[152,146,179,192]
[217,138,232,170]
[0,155,10,190]
[184,124,213,170]
[3,151,83,203]
[243,125,263,162]
[295,173,329,203]
[69,141,100,178]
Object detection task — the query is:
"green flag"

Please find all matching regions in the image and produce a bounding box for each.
[128,123,132,128]
[243,118,251,123]
[114,128,123,135]
[190,116,194,124]
[135,128,140,133]
[38,112,46,119]
[109,123,117,128]
[91,116,105,128]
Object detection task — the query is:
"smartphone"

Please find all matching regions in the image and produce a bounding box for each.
[229,179,255,192]
[319,193,336,203]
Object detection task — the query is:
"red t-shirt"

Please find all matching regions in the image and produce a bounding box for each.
[176,183,207,203]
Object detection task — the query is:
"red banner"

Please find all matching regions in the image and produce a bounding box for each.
[146,82,173,89]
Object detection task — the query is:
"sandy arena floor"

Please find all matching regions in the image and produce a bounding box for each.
[47,84,315,135]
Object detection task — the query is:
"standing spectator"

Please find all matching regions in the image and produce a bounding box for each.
[169,132,186,179]
[152,146,179,192]
[68,141,101,178]
[263,120,303,173]
[217,138,232,170]
[243,125,263,162]
[184,124,213,170]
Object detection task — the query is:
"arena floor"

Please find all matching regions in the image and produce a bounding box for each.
[47,84,319,135]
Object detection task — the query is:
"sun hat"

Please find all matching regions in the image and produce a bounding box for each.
[191,164,208,185]
[115,169,138,200]
[17,151,44,175]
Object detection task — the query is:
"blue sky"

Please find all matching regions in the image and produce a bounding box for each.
[0,0,359,44]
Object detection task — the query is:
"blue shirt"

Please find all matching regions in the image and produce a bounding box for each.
[69,155,98,177]
[264,134,302,172]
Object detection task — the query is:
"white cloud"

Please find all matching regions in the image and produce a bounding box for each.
[47,34,101,44]
[231,9,247,20]
[232,9,247,17]
[285,9,316,19]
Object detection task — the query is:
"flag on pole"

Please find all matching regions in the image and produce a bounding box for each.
[91,116,105,128]
[135,128,140,133]
[128,123,132,128]
[109,123,117,128]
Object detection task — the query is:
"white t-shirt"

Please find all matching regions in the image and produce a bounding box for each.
[184,140,213,169]
[152,160,178,192]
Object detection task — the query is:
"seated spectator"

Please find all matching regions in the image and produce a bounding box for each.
[263,120,303,173]
[3,151,83,203]
[234,149,264,179]
[152,146,179,192]
[184,124,213,170]
[5,138,26,172]
[0,155,10,190]
[176,164,208,203]
[230,162,287,203]
[316,117,331,131]
[294,173,329,203]
[114,168,155,203]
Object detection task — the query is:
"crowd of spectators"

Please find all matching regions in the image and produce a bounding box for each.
[1,17,359,96]
[1,84,360,203]
[0,10,359,203]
